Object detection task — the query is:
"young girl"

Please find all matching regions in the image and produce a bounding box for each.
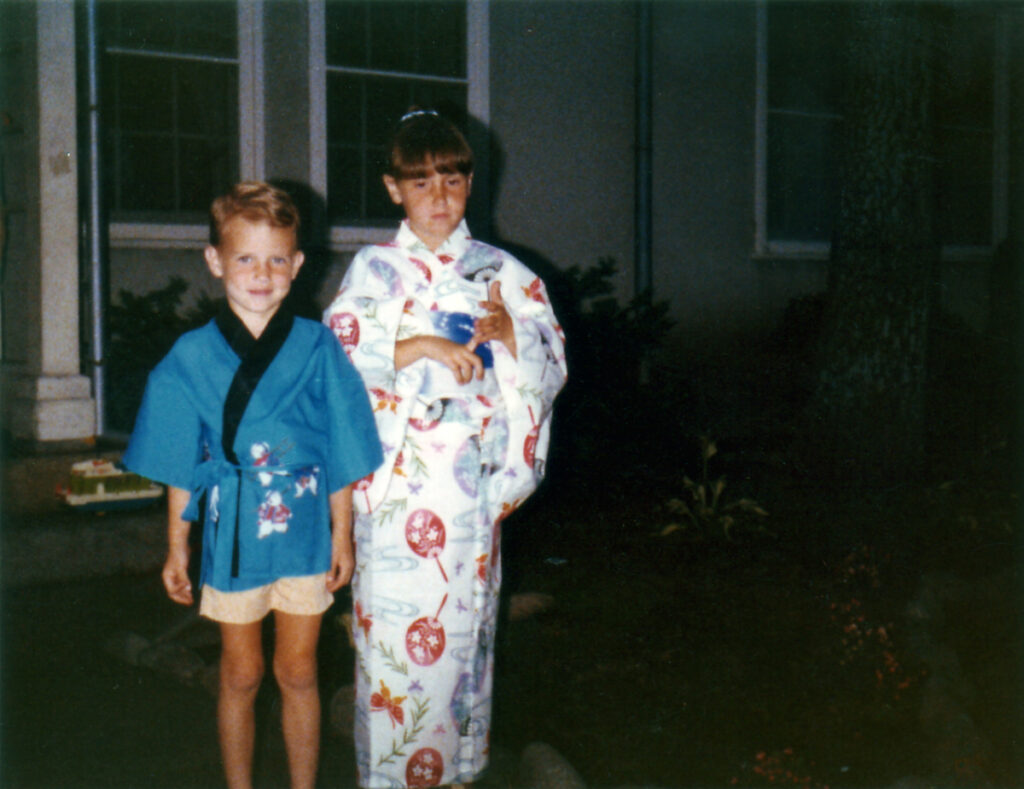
[125,182,383,789]
[324,109,567,787]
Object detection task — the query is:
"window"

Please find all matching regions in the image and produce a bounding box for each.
[100,1,240,222]
[754,2,1009,259]
[321,1,469,224]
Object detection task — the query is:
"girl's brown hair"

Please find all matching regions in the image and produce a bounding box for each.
[209,181,300,246]
[385,108,474,180]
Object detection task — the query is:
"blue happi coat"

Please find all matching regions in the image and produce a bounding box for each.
[124,312,383,592]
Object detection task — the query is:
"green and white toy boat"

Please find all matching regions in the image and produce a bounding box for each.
[57,459,164,512]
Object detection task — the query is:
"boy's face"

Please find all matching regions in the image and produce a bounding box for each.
[204,217,304,336]
[383,165,472,252]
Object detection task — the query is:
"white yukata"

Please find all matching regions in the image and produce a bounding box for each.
[324,220,567,788]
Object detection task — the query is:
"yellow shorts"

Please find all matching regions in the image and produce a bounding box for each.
[199,573,334,624]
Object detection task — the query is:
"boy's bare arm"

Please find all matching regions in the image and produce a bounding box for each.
[163,486,194,605]
[327,484,355,591]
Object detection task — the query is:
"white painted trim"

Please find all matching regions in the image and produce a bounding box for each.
[752,241,829,261]
[109,222,399,254]
[37,0,84,377]
[751,241,995,264]
[309,1,328,197]
[109,223,208,250]
[239,0,265,180]
[325,64,468,85]
[329,225,396,252]
[103,47,238,65]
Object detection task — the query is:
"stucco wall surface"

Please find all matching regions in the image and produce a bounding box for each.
[489,2,636,301]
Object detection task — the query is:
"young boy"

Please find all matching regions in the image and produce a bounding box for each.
[124,181,383,789]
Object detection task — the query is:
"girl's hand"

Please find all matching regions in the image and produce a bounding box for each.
[162,548,193,605]
[397,335,484,384]
[473,281,517,359]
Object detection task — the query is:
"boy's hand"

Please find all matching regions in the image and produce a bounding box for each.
[473,281,517,359]
[162,548,193,605]
[327,536,355,592]
[327,485,355,592]
[164,486,193,605]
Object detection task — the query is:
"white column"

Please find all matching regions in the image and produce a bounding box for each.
[8,1,95,442]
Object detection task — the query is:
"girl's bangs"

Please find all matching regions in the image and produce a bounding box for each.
[391,142,471,180]
[393,149,473,180]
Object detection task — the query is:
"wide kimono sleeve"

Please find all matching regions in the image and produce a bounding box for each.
[122,349,204,492]
[323,247,427,510]
[317,325,385,493]
[486,256,568,516]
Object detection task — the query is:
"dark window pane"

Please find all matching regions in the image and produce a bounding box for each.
[327,73,363,145]
[177,61,237,136]
[767,113,841,242]
[326,0,464,77]
[328,146,363,220]
[325,1,369,68]
[768,3,848,114]
[102,1,177,52]
[119,134,176,211]
[415,3,465,77]
[368,2,419,73]
[111,55,174,131]
[100,0,235,57]
[180,137,236,211]
[175,1,236,57]
[365,77,417,147]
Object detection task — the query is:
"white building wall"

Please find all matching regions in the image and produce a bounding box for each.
[488,2,636,300]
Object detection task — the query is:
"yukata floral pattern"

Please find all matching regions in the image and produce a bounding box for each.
[325,220,567,787]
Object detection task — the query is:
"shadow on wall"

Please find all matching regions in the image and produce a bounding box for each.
[271,178,333,322]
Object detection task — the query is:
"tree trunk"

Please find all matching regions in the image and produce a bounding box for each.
[805,3,938,483]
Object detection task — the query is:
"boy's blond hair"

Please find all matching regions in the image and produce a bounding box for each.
[209,181,300,246]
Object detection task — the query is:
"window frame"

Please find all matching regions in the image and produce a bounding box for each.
[309,0,488,253]
[752,1,1010,263]
[108,0,264,250]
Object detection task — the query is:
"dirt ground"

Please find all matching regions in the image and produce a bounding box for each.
[2,456,1019,789]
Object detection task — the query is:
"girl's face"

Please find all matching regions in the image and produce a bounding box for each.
[383,165,472,251]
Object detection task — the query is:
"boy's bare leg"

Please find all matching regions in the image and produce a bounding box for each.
[219,621,265,789]
[274,611,324,789]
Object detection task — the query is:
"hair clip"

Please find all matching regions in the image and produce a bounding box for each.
[400,109,439,124]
